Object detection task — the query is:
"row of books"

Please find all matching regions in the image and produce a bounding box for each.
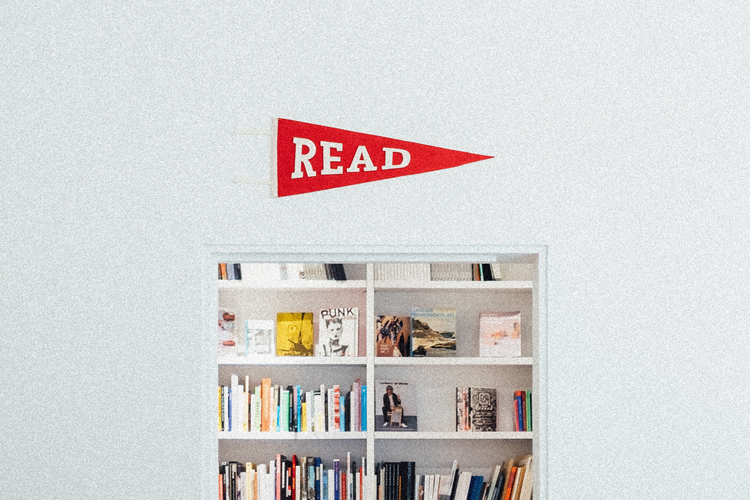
[220,307,522,359]
[219,263,243,280]
[427,263,503,282]
[220,264,349,283]
[455,388,531,433]
[219,263,509,283]
[455,387,497,432]
[512,391,532,432]
[219,376,366,433]
[376,456,532,500]
[220,453,368,500]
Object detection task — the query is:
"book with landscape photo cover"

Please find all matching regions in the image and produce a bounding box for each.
[410,308,456,357]
[375,315,411,357]
[276,312,314,356]
[317,307,358,357]
[479,311,522,357]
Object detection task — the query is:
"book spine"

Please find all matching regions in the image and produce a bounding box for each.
[334,460,340,500]
[261,379,271,432]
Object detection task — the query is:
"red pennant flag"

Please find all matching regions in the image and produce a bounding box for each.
[272,118,493,197]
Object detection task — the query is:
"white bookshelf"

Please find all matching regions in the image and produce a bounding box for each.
[202,246,546,500]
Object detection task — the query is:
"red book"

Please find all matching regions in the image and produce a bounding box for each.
[292,455,297,500]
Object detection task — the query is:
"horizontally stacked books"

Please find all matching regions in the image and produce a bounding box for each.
[219,375,366,434]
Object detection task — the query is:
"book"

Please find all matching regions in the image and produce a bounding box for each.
[276,312,314,356]
[373,263,430,281]
[429,263,473,281]
[469,387,497,432]
[376,380,417,431]
[410,308,456,357]
[479,312,522,357]
[245,319,274,357]
[217,308,238,357]
[375,315,411,357]
[318,307,359,357]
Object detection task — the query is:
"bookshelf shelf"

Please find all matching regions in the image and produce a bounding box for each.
[218,431,368,441]
[218,356,368,366]
[373,431,533,440]
[205,248,546,500]
[373,357,533,366]
[219,280,367,291]
[373,280,533,292]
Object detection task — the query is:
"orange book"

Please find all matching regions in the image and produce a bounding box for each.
[219,263,228,280]
[502,467,517,500]
[261,378,271,432]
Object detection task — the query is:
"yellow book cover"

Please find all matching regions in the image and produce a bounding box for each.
[276,312,314,356]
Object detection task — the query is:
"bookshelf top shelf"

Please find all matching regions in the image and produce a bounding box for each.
[218,280,367,291]
[218,280,533,292]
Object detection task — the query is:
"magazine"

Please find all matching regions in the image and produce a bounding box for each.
[375,315,411,357]
[318,307,358,357]
[276,312,314,356]
[375,380,417,431]
[479,311,522,357]
[410,308,456,357]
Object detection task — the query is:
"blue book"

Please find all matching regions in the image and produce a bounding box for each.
[361,386,367,431]
[296,385,302,432]
[515,393,524,431]
[227,388,232,432]
[340,395,346,432]
[322,468,328,500]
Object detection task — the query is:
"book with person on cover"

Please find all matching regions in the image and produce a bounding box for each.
[479,311,522,357]
[410,308,456,357]
[375,381,417,431]
[218,308,238,357]
[318,307,358,357]
[375,315,411,357]
[276,312,314,356]
[245,319,274,357]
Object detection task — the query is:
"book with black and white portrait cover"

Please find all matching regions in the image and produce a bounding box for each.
[317,307,358,357]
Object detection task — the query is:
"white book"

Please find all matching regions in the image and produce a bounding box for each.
[327,388,335,432]
[230,374,239,432]
[244,376,250,432]
[327,469,335,500]
[240,263,282,285]
[295,465,301,500]
[314,391,325,432]
[306,390,313,432]
[454,471,473,500]
[486,465,501,500]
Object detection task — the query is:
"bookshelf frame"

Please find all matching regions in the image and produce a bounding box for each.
[201,245,547,500]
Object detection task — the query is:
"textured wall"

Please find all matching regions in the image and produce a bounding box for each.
[1,2,749,498]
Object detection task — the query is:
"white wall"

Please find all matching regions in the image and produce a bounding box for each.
[2,2,749,499]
